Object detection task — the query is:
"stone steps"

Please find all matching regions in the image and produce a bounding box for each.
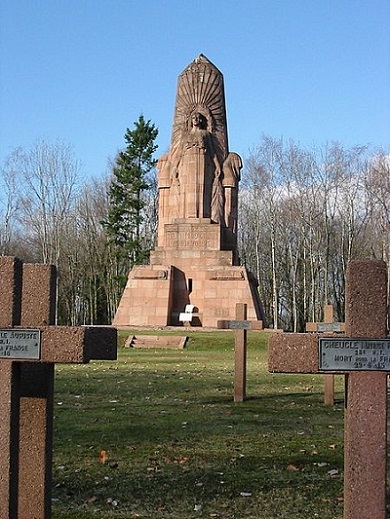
[124,335,187,349]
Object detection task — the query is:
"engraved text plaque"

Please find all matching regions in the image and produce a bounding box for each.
[0,329,41,360]
[319,337,390,371]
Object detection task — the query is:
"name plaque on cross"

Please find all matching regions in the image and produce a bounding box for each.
[0,328,41,360]
[223,320,252,330]
[319,337,390,371]
[317,322,344,332]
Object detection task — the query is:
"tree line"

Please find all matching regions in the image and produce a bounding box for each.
[1,125,388,330]
[0,116,158,325]
[239,136,390,331]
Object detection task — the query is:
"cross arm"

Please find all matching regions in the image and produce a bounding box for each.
[41,326,117,363]
[268,333,320,373]
[306,322,345,333]
[217,319,263,330]
[2,326,117,364]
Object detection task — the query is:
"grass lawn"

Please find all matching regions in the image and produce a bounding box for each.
[52,330,347,518]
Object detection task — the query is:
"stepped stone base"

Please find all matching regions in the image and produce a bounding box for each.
[113,266,173,327]
[113,220,265,329]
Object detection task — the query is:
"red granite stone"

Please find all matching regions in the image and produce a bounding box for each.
[344,260,388,519]
[0,257,117,519]
[18,263,56,518]
[0,363,19,519]
[268,259,389,519]
[21,263,56,326]
[268,333,319,373]
[0,256,23,518]
[345,259,388,338]
[0,256,22,327]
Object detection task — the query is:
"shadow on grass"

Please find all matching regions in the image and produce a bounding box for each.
[52,340,346,518]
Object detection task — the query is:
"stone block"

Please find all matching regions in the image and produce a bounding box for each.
[0,256,22,327]
[268,333,319,373]
[346,259,387,338]
[21,263,57,326]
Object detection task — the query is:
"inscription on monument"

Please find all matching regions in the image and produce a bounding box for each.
[319,337,390,371]
[0,329,41,359]
[165,227,218,250]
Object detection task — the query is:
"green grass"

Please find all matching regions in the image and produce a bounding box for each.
[52,330,347,518]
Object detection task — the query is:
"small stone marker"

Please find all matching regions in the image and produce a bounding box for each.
[0,256,117,519]
[269,260,388,519]
[306,305,345,405]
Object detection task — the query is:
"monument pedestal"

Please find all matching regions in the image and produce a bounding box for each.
[113,219,264,328]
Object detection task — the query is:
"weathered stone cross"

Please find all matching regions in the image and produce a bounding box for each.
[0,256,117,519]
[306,304,345,405]
[217,303,263,402]
[269,260,388,519]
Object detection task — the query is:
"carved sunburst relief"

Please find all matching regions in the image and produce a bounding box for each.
[170,54,229,163]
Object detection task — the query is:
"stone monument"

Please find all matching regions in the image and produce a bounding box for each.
[114,55,265,327]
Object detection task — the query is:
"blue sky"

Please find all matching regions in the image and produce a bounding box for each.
[1,0,389,178]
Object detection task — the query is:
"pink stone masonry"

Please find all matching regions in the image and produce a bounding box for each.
[113,56,265,328]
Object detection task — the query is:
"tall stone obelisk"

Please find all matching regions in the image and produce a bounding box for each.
[113,55,265,327]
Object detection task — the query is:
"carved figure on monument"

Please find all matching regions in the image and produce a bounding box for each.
[222,152,242,233]
[157,54,243,244]
[170,110,222,220]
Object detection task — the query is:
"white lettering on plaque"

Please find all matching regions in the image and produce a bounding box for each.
[0,329,41,360]
[319,338,390,371]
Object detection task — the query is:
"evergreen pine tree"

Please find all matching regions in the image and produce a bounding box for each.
[103,115,158,267]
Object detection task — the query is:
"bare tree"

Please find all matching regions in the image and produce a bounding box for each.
[240,136,374,331]
[365,151,390,293]
[17,141,81,265]
[241,137,285,329]
[0,150,22,255]
[57,177,112,324]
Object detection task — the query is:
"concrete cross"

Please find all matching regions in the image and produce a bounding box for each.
[218,303,262,402]
[269,260,388,519]
[231,303,248,403]
[306,304,345,405]
[0,256,117,519]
